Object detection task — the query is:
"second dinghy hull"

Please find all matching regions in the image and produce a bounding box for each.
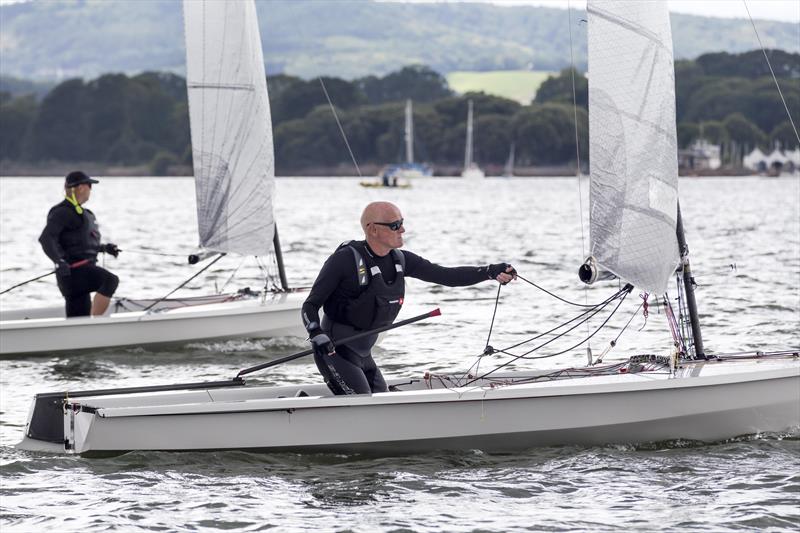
[0,290,307,356]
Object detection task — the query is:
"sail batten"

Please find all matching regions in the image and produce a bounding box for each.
[587,0,680,294]
[183,0,275,257]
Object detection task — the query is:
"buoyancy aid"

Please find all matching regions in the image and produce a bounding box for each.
[45,201,102,263]
[321,241,405,356]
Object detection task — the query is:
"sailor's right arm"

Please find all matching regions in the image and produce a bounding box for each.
[301,251,349,333]
[38,207,68,264]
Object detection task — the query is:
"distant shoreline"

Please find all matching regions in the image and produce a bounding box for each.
[0,161,764,178]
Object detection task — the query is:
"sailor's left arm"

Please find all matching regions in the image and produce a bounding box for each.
[404,251,517,286]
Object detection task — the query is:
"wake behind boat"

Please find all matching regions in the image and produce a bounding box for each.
[0,0,307,356]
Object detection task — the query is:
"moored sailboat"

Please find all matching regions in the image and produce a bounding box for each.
[503,142,515,177]
[364,99,431,188]
[15,0,798,455]
[461,99,485,179]
[0,0,307,356]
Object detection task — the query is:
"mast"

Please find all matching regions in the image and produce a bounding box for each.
[504,142,515,177]
[464,99,474,169]
[404,99,414,164]
[272,224,289,291]
[675,203,705,358]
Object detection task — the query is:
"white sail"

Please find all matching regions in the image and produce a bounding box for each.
[587,0,679,294]
[183,0,275,256]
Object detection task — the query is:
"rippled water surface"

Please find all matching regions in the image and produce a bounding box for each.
[1,176,799,531]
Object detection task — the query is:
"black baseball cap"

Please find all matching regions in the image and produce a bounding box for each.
[65,171,99,187]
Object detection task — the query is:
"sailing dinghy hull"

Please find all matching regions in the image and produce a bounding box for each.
[0,290,307,356]
[17,358,799,455]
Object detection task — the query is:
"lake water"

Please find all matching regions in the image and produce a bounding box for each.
[1,176,798,531]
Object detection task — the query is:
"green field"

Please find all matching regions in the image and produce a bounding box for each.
[446,70,554,105]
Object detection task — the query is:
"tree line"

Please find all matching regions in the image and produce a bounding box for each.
[1,51,798,175]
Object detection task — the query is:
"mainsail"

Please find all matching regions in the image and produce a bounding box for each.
[587,0,680,294]
[183,0,275,256]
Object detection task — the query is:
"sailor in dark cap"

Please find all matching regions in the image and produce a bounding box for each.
[39,171,121,317]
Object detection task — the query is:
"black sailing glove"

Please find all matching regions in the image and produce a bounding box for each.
[101,243,120,257]
[55,259,71,277]
[487,263,517,284]
[309,328,336,358]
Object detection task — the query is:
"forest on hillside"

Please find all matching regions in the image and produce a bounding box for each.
[2,0,797,81]
[0,51,798,175]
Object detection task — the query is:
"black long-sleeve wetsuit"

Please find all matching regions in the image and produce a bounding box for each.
[302,240,494,395]
[39,199,119,317]
[301,241,491,329]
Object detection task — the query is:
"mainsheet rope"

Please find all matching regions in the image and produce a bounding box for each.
[516,273,615,308]
[460,274,633,384]
[493,288,624,357]
[122,248,193,258]
[465,288,631,385]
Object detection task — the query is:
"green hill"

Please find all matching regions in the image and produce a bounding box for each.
[0,0,797,81]
[447,70,554,105]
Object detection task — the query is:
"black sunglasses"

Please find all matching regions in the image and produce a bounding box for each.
[372,218,404,231]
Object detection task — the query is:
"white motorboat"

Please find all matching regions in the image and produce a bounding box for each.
[0,0,307,356]
[15,0,800,455]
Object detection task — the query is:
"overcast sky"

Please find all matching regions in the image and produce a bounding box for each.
[401,0,800,23]
[1,0,798,23]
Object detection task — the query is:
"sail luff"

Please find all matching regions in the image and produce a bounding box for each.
[183,0,276,257]
[587,0,680,294]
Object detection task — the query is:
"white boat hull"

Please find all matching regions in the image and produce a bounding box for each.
[0,290,307,356]
[17,357,800,455]
[461,165,485,180]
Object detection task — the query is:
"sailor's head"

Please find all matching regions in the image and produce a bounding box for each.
[64,170,99,204]
[65,171,99,188]
[361,201,405,253]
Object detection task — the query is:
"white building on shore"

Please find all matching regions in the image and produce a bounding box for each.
[743,145,800,175]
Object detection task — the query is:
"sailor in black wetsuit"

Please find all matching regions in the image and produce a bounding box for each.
[39,171,121,317]
[302,201,517,395]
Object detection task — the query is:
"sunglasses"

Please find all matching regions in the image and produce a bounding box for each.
[372,218,404,231]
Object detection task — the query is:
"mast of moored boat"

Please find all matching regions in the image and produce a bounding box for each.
[272,225,289,291]
[405,99,414,165]
[675,203,705,358]
[464,99,474,170]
